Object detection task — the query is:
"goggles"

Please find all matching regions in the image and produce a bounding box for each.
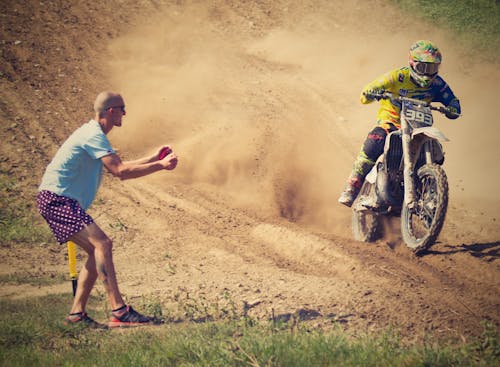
[412,61,439,76]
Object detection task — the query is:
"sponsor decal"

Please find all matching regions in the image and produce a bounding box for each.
[398,73,404,83]
[399,89,408,96]
[368,133,385,140]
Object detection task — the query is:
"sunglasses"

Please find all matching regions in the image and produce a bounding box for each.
[108,105,126,113]
[413,62,439,76]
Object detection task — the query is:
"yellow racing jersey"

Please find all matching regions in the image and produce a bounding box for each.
[360,66,461,130]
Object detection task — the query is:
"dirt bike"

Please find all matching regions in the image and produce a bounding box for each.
[351,91,459,254]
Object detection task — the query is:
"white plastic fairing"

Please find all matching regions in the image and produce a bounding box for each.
[412,127,449,142]
[365,165,377,184]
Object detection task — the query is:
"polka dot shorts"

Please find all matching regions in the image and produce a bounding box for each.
[37,190,94,244]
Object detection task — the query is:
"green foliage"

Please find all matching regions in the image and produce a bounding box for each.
[390,0,500,59]
[0,294,498,367]
[0,271,66,287]
[138,295,164,320]
[172,289,241,323]
[108,217,128,232]
[471,321,500,361]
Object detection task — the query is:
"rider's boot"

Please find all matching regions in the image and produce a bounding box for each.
[338,152,375,207]
[338,175,363,207]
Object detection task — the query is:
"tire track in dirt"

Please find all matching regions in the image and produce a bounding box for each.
[251,223,357,278]
[98,179,497,339]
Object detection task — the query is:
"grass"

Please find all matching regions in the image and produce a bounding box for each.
[0,271,66,287]
[0,294,498,367]
[390,0,500,58]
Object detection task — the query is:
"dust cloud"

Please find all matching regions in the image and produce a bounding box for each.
[104,1,500,233]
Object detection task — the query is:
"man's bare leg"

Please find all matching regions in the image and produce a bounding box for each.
[69,223,125,312]
[69,242,98,314]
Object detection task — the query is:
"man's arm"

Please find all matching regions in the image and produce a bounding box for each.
[101,151,177,180]
[435,78,461,120]
[360,69,398,104]
[124,146,173,165]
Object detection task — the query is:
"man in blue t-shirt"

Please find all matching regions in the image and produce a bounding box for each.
[38,91,178,328]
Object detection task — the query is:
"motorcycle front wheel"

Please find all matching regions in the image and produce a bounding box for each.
[401,163,448,253]
[352,182,380,242]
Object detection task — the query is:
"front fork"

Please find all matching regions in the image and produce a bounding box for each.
[402,124,431,211]
[401,125,415,209]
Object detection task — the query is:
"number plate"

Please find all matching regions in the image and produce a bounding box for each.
[402,101,433,128]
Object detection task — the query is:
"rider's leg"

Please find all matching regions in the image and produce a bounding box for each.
[338,126,392,206]
[338,151,376,207]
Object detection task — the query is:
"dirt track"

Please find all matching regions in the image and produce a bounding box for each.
[0,0,498,342]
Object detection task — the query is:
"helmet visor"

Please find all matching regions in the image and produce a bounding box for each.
[413,62,439,76]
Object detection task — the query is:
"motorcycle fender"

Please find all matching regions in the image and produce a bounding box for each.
[365,166,377,184]
[365,158,383,184]
[412,127,449,142]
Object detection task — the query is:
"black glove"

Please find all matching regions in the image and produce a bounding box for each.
[445,105,459,119]
[364,89,384,101]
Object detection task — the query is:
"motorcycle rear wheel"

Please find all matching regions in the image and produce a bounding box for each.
[401,163,448,253]
[352,182,380,242]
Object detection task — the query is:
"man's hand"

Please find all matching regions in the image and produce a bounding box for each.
[158,146,173,160]
[161,153,178,170]
[158,145,177,170]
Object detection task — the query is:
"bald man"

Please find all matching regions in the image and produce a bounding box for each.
[37,91,178,328]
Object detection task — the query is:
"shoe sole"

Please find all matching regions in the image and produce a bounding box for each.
[108,321,154,328]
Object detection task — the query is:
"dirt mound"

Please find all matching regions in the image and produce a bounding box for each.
[1,0,498,341]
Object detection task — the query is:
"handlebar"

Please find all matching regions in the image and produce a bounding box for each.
[363,91,460,118]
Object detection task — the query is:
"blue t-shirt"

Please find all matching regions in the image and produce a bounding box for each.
[39,120,115,209]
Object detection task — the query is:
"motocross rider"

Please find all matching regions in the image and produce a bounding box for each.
[338,40,461,207]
